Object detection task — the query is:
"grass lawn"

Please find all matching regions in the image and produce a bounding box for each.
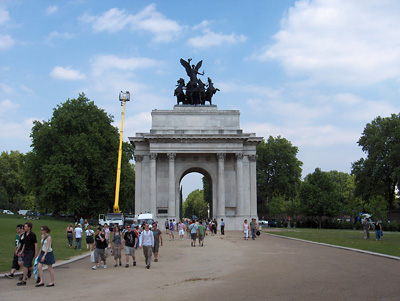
[262,228,400,257]
[0,214,88,274]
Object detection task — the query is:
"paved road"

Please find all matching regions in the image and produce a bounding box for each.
[1,231,399,300]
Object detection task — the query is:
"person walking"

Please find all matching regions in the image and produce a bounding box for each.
[250,218,257,240]
[178,220,185,240]
[198,220,206,247]
[363,218,370,240]
[92,227,107,270]
[151,223,163,262]
[123,225,138,267]
[85,225,95,251]
[139,223,154,269]
[66,224,74,248]
[220,218,225,235]
[73,224,83,250]
[373,220,382,241]
[169,219,175,241]
[165,219,169,234]
[36,225,56,287]
[17,222,37,286]
[5,224,24,279]
[243,219,249,240]
[189,220,198,247]
[111,225,123,267]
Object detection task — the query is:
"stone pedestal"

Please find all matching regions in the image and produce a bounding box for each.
[129,105,262,230]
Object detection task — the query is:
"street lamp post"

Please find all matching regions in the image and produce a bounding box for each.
[114,91,130,213]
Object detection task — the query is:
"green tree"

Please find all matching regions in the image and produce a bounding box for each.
[179,186,183,220]
[202,176,212,218]
[0,150,26,210]
[118,142,135,213]
[256,136,303,215]
[182,189,207,219]
[352,114,400,210]
[25,93,134,215]
[300,168,341,228]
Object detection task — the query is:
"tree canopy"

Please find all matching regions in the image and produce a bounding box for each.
[256,136,303,214]
[182,189,207,219]
[25,93,134,215]
[300,168,341,227]
[352,114,400,210]
[0,151,26,209]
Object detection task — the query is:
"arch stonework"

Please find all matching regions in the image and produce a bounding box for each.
[129,106,262,230]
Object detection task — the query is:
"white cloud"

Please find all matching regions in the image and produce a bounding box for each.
[258,0,400,85]
[0,34,14,49]
[50,66,86,80]
[90,55,160,77]
[46,6,58,15]
[81,4,183,43]
[0,82,13,94]
[0,118,35,142]
[46,31,75,42]
[0,8,10,26]
[187,28,246,48]
[0,99,19,114]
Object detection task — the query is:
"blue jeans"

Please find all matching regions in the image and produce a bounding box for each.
[251,229,256,239]
[75,238,82,249]
[375,230,381,240]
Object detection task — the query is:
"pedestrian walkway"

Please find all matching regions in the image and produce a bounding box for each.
[1,231,399,300]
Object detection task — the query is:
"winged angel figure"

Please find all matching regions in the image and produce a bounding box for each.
[176,58,218,105]
[180,58,204,84]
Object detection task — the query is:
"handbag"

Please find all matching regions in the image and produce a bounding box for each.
[90,251,95,263]
[380,231,383,236]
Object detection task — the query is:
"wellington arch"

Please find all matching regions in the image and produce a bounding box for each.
[129,105,262,230]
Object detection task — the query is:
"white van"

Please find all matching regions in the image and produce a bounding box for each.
[18,209,30,215]
[137,213,154,227]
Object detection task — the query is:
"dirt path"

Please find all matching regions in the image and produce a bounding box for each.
[1,231,400,300]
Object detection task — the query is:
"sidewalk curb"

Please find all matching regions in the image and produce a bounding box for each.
[0,253,90,278]
[265,232,400,261]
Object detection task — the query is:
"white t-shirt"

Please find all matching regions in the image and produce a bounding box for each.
[85,229,94,237]
[74,227,83,238]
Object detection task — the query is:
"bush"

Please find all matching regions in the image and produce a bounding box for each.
[283,221,288,228]
[290,220,295,228]
[355,221,362,230]
[295,220,303,228]
[388,220,398,231]
[277,219,282,227]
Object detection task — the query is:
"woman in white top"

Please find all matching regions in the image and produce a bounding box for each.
[243,219,249,240]
[36,225,55,287]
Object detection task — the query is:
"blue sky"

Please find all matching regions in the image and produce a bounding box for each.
[1,0,400,198]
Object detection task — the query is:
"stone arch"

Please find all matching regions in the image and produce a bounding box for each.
[130,105,262,230]
[177,165,215,219]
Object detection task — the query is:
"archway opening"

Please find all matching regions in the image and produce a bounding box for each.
[179,169,212,220]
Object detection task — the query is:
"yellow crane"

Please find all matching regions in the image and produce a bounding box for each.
[114,91,130,213]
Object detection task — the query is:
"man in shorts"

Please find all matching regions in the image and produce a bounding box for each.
[123,225,138,267]
[189,220,198,247]
[198,221,206,247]
[5,224,24,279]
[169,219,175,241]
[17,222,37,285]
[92,227,107,269]
[151,222,163,262]
[165,219,169,234]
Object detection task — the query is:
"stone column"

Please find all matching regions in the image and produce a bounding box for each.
[167,153,176,219]
[134,155,143,215]
[249,154,257,217]
[217,153,226,218]
[149,153,157,215]
[236,153,244,216]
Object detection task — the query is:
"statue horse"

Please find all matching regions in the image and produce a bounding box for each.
[174,78,186,105]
